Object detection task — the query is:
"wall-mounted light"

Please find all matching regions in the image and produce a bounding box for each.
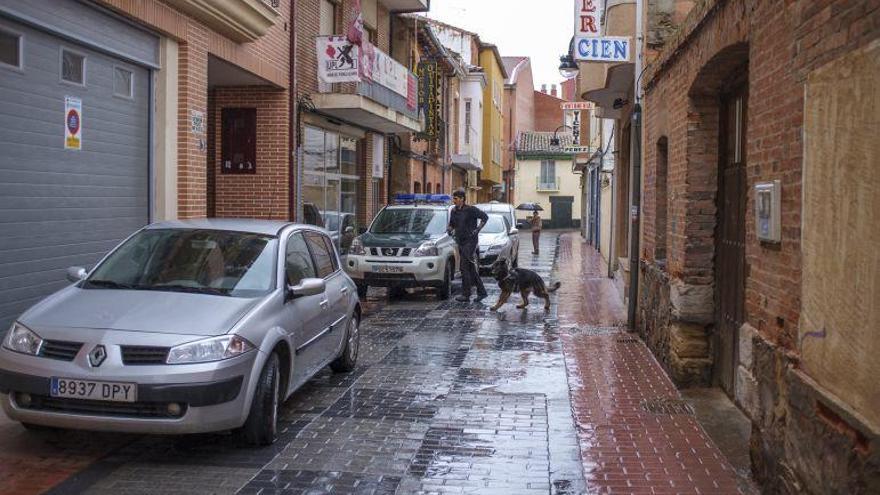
[558,37,579,80]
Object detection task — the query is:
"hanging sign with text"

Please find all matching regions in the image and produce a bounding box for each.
[317,36,360,83]
[574,36,631,62]
[64,96,82,150]
[574,0,604,37]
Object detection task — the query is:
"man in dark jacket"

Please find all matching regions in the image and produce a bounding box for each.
[447,189,488,302]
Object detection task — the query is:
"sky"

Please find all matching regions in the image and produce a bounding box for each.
[420,0,574,92]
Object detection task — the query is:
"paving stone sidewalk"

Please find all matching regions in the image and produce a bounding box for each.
[555,234,746,494]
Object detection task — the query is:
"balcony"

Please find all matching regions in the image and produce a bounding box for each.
[378,0,429,12]
[311,43,422,134]
[537,177,560,192]
[166,0,280,43]
[451,126,481,171]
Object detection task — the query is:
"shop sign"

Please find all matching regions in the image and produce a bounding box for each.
[317,36,360,83]
[564,145,592,153]
[372,134,385,179]
[574,36,631,62]
[417,60,440,139]
[570,110,581,145]
[370,45,408,97]
[561,101,594,110]
[574,0,604,37]
[64,96,82,150]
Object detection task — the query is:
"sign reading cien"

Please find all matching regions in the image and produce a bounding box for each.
[574,0,604,37]
[574,36,631,62]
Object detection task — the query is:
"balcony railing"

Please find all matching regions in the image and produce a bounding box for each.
[537,177,560,191]
[357,78,419,121]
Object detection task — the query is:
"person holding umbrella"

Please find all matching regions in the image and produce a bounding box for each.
[516,202,544,255]
[530,210,542,254]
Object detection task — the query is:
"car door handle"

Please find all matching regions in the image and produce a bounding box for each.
[341,287,349,295]
[319,299,329,309]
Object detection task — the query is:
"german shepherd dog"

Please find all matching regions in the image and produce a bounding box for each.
[489,260,561,311]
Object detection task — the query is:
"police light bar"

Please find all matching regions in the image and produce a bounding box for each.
[394,194,451,204]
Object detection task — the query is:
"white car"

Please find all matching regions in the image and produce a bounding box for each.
[476,202,520,263]
[478,214,517,272]
[343,204,458,299]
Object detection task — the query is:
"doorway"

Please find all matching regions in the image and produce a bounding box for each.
[550,196,574,229]
[714,82,748,396]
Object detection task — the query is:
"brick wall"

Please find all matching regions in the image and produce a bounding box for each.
[639,0,880,492]
[209,87,290,220]
[534,90,565,132]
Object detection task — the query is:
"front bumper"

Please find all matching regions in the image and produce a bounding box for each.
[0,343,260,434]
[343,254,446,287]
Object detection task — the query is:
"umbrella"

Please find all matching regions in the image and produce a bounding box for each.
[516,202,543,211]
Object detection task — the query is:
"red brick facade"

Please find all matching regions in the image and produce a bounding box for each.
[639,0,880,492]
[534,90,566,132]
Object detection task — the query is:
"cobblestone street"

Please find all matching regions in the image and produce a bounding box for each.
[0,233,754,494]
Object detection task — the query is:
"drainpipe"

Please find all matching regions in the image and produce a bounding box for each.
[288,0,298,221]
[627,102,642,330]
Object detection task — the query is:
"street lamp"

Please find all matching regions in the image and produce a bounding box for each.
[549,125,572,147]
[558,37,579,80]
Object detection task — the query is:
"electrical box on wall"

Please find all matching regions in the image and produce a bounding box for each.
[755,180,781,243]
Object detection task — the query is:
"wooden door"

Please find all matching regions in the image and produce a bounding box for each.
[715,84,747,396]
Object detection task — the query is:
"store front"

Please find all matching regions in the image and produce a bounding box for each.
[302,125,361,227]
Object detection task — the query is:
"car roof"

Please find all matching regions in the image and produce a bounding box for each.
[145,218,321,236]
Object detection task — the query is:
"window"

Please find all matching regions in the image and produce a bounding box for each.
[319,0,336,35]
[285,233,317,286]
[340,137,357,175]
[0,28,21,69]
[114,67,133,98]
[464,100,472,144]
[61,48,85,85]
[321,234,339,271]
[305,232,335,278]
[540,160,556,183]
[221,108,257,174]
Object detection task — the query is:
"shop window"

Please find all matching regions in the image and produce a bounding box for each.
[221,108,256,174]
[61,48,85,85]
[114,67,133,98]
[340,137,357,175]
[0,28,21,69]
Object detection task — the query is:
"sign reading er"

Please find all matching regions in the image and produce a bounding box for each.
[574,0,604,37]
[575,36,631,63]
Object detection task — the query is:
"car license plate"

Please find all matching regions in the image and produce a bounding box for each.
[373,265,403,273]
[50,377,137,403]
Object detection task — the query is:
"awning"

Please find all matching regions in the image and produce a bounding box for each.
[310,93,423,134]
[582,63,634,119]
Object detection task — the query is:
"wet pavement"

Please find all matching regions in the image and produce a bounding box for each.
[0,232,757,494]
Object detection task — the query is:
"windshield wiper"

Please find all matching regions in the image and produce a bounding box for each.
[83,279,140,290]
[143,285,229,296]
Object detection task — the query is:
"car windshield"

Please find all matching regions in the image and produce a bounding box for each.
[481,215,507,234]
[323,213,340,231]
[85,229,278,298]
[371,209,448,235]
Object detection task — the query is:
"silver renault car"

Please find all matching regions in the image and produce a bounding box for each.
[0,219,360,445]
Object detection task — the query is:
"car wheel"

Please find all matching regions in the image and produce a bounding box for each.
[240,352,280,446]
[356,282,368,299]
[330,314,359,373]
[438,261,453,300]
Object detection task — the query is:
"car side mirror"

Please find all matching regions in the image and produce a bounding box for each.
[509,228,518,236]
[286,278,326,300]
[66,266,87,283]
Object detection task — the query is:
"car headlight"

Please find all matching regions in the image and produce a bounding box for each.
[413,241,439,257]
[166,335,255,364]
[3,322,43,356]
[348,237,366,256]
[486,241,505,254]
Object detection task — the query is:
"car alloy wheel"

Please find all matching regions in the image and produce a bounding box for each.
[330,314,359,372]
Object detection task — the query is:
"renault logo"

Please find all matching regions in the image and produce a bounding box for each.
[88,345,107,367]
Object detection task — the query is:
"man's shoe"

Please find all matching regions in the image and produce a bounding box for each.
[454,294,471,303]
[473,293,488,302]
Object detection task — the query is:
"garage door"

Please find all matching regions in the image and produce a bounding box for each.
[0,17,150,330]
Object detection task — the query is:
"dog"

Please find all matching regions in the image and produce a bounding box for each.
[489,260,560,311]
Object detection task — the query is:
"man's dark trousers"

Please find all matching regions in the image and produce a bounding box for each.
[457,236,485,297]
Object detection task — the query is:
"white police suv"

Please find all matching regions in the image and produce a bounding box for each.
[344,195,459,299]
